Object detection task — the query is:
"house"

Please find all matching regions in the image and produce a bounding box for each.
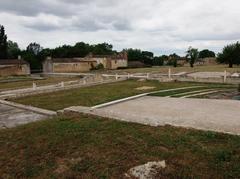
[0,58,30,76]
[43,57,97,73]
[196,57,217,66]
[42,52,128,73]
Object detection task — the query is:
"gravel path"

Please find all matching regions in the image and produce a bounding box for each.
[93,96,240,135]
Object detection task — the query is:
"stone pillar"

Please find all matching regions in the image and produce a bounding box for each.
[32,82,37,90]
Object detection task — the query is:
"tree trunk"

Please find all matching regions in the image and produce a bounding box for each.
[229,63,233,68]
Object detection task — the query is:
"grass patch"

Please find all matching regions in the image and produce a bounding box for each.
[11,80,206,111]
[150,83,233,97]
[113,65,240,74]
[0,76,81,91]
[1,114,240,178]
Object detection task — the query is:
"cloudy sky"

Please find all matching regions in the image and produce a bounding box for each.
[0,0,240,55]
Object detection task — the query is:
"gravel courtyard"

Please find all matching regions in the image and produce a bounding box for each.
[0,104,46,129]
[93,96,240,135]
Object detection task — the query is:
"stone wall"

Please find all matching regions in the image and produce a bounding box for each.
[110,59,128,69]
[52,62,97,73]
[0,64,30,77]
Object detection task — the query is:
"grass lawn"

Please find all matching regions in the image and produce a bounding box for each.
[0,76,81,91]
[150,84,233,97]
[1,114,240,178]
[112,65,240,74]
[11,80,222,111]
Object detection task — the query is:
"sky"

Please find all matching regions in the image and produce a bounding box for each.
[0,0,240,56]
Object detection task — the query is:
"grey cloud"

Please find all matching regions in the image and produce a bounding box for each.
[0,0,240,55]
[0,0,76,16]
[24,23,60,31]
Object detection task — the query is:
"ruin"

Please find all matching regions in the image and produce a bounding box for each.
[42,52,128,73]
[0,58,30,77]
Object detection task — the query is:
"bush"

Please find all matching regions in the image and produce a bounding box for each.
[95,63,104,70]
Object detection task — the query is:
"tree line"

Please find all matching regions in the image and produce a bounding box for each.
[0,24,240,71]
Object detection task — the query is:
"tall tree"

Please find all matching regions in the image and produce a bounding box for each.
[7,40,20,59]
[199,49,215,58]
[186,47,199,68]
[26,42,43,55]
[217,42,240,68]
[0,25,8,59]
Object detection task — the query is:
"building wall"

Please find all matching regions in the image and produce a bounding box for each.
[0,64,30,76]
[52,62,97,73]
[91,58,108,68]
[110,59,128,69]
[42,59,53,73]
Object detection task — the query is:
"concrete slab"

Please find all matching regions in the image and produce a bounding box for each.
[0,104,46,129]
[92,96,240,135]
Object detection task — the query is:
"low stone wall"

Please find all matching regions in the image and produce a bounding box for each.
[2,76,126,100]
[173,76,240,84]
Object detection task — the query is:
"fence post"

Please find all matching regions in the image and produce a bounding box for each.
[224,70,227,83]
[128,73,130,79]
[168,68,172,79]
[147,73,150,79]
[115,74,118,80]
[61,81,64,87]
[32,82,37,90]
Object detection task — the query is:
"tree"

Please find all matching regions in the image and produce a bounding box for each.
[186,47,199,68]
[7,40,20,59]
[26,42,43,55]
[217,42,240,68]
[169,53,180,67]
[127,49,143,61]
[0,25,8,59]
[91,43,114,55]
[142,51,154,65]
[199,49,215,58]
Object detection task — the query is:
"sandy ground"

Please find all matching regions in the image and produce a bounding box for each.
[0,104,46,129]
[93,96,240,135]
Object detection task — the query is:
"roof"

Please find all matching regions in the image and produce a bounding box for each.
[0,59,28,65]
[50,58,96,63]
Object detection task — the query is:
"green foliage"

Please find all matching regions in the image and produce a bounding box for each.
[92,63,104,70]
[126,49,154,65]
[0,25,8,59]
[199,49,215,58]
[26,42,43,55]
[186,47,199,68]
[168,53,181,67]
[153,56,165,66]
[52,42,114,58]
[217,42,240,68]
[7,40,21,59]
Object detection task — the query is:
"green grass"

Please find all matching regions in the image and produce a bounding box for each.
[112,65,240,74]
[12,80,208,111]
[1,114,240,178]
[0,76,81,91]
[149,84,234,97]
